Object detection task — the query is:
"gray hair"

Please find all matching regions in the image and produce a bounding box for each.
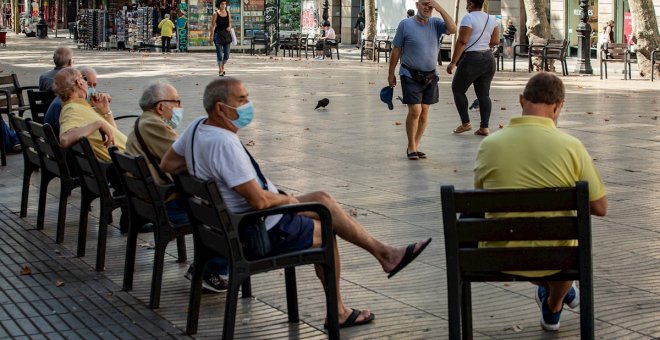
[53,47,73,68]
[52,68,82,102]
[76,66,96,80]
[139,79,173,111]
[202,77,241,114]
[164,13,170,19]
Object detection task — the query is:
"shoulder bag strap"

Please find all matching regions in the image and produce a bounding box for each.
[189,118,205,177]
[133,118,172,184]
[465,15,490,52]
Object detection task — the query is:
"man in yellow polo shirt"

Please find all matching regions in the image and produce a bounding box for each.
[54,67,127,161]
[473,72,607,332]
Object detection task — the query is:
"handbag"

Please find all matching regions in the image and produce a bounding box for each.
[217,30,232,44]
[190,119,272,259]
[230,28,237,46]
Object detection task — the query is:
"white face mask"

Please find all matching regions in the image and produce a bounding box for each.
[168,107,184,129]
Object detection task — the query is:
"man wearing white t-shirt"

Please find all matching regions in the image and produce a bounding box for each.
[161,77,432,329]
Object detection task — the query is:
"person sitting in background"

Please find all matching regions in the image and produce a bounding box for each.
[54,67,123,161]
[45,66,98,137]
[39,47,73,92]
[314,21,336,60]
[474,72,607,332]
[125,80,230,292]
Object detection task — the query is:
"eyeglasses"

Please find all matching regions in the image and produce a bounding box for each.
[82,75,97,88]
[155,99,181,106]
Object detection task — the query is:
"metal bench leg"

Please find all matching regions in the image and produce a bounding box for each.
[284,267,300,322]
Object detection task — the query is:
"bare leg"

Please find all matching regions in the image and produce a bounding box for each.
[414,104,430,147]
[405,104,422,152]
[531,281,573,312]
[297,191,428,274]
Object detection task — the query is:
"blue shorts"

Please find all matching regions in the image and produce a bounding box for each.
[268,213,315,255]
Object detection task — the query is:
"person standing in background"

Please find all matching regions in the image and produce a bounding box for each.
[406,9,415,18]
[447,0,499,137]
[158,13,175,53]
[503,19,516,58]
[354,11,365,49]
[208,0,232,76]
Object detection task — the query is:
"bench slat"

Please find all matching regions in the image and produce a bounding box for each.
[457,217,578,241]
[452,188,577,213]
[459,247,579,272]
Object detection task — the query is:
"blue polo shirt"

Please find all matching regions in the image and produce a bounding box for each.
[392,17,447,76]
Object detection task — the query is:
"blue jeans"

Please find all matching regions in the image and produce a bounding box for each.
[166,200,228,276]
[213,33,231,65]
[451,50,496,128]
[1,119,19,152]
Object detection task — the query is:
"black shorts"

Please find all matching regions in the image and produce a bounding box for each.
[267,213,315,255]
[400,75,439,105]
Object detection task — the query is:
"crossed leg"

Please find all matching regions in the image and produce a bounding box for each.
[296,191,431,325]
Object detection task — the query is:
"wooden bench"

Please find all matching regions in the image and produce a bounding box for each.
[441,181,594,339]
[541,39,569,76]
[600,43,630,79]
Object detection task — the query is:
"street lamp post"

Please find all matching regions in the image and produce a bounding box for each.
[575,0,593,74]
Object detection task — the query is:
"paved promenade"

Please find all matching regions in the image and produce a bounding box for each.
[0,32,659,339]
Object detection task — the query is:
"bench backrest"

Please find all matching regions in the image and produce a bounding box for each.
[7,114,40,168]
[27,90,55,124]
[441,181,591,281]
[109,147,172,228]
[69,137,112,198]
[0,74,22,109]
[28,120,73,179]
[602,43,628,61]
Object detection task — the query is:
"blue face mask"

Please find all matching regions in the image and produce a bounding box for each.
[224,102,254,129]
[167,107,184,129]
[86,87,95,103]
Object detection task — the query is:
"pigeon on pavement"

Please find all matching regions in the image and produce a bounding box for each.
[315,98,330,110]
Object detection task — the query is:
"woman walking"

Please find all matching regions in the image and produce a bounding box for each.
[209,0,232,76]
[446,0,498,136]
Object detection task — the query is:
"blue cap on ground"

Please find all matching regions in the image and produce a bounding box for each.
[380,86,394,110]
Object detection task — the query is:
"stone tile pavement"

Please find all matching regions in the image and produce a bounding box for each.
[0,32,659,339]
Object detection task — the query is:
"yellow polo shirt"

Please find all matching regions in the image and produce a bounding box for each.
[158,19,175,38]
[473,115,606,277]
[59,98,127,161]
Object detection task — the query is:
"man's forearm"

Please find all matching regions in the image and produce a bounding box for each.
[389,48,401,75]
[434,3,457,34]
[60,121,103,148]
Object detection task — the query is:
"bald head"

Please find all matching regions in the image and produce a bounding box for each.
[52,68,83,101]
[53,47,73,68]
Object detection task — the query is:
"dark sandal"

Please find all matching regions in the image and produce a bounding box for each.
[324,308,375,329]
[388,238,432,279]
[416,151,427,159]
[407,149,419,160]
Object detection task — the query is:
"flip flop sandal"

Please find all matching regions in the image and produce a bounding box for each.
[324,308,375,329]
[388,238,432,279]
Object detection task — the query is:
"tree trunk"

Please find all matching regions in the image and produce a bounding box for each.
[364,0,376,59]
[629,0,660,78]
[523,0,552,71]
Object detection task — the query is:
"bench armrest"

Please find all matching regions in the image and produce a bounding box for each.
[114,114,139,120]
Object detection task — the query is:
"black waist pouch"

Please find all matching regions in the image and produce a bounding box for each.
[239,217,272,260]
[402,64,435,86]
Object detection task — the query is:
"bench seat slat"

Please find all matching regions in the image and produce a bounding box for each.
[453,188,577,213]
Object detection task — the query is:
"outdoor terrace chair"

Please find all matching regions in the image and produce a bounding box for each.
[6,114,40,219]
[28,121,80,244]
[541,39,569,76]
[174,174,339,339]
[441,181,593,340]
[69,137,129,271]
[375,36,392,63]
[323,37,340,60]
[250,31,270,56]
[109,147,191,309]
[492,40,505,71]
[512,42,529,72]
[600,43,628,80]
[27,89,55,124]
[527,39,547,72]
[652,49,660,82]
[0,73,39,165]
